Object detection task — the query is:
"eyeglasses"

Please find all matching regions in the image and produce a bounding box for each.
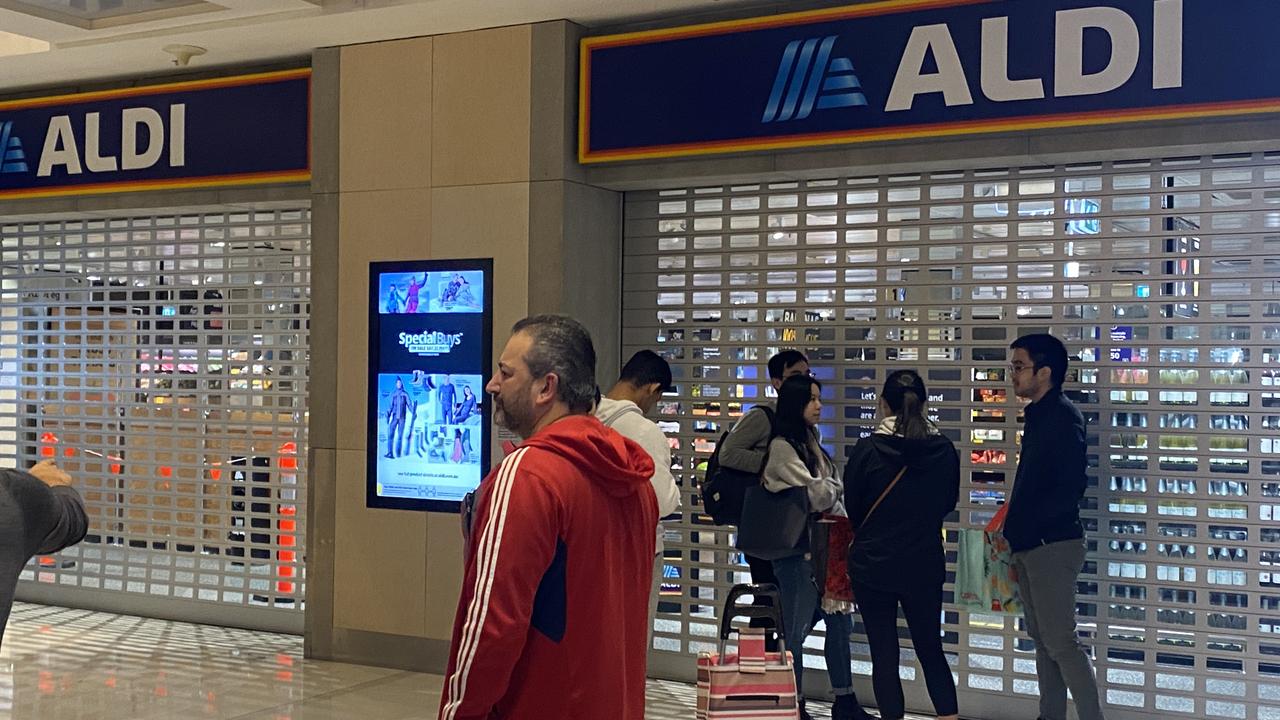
[1009,363,1035,375]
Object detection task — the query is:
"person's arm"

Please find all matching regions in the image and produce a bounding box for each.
[438,450,561,720]
[762,440,839,512]
[717,408,771,472]
[942,441,961,518]
[811,452,841,514]
[36,487,88,555]
[641,422,681,518]
[1051,408,1089,514]
[21,461,89,555]
[826,451,846,517]
[842,442,870,523]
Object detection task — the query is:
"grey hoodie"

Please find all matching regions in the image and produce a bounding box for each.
[0,469,89,647]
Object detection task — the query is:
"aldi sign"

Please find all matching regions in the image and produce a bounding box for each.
[0,69,310,199]
[580,0,1280,162]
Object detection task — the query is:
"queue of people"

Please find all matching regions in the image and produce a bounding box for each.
[718,335,1101,720]
[435,314,1099,720]
[0,308,1097,720]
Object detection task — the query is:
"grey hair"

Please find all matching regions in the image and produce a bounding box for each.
[511,314,598,413]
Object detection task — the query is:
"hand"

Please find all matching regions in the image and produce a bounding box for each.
[29,459,73,488]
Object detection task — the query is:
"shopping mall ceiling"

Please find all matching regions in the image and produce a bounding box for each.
[0,0,792,92]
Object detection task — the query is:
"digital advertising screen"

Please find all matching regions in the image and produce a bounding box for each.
[367,259,493,512]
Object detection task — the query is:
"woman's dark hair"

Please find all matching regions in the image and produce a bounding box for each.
[881,369,930,440]
[774,375,825,474]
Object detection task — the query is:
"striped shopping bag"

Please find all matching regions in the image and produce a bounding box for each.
[696,628,799,719]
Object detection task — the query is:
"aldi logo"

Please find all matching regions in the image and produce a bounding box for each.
[0,121,29,174]
[761,35,867,123]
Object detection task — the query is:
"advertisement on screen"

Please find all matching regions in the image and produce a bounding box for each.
[367,259,493,512]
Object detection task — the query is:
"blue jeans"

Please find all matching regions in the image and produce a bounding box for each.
[773,554,819,695]
[823,609,854,695]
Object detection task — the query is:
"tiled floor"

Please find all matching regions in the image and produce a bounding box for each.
[0,603,937,719]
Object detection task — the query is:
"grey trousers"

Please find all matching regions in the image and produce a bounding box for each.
[1013,540,1106,720]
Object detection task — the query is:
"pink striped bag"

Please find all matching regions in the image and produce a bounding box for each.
[696,627,799,719]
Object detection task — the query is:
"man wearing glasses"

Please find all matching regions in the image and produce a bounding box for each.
[1004,334,1105,720]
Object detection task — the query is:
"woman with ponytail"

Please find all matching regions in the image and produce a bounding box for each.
[844,370,960,720]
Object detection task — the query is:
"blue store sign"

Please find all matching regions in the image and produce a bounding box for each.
[580,0,1280,163]
[0,68,309,199]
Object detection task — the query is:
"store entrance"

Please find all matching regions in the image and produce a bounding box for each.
[0,207,311,633]
[625,151,1280,720]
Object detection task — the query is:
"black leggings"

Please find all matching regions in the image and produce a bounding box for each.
[852,583,958,719]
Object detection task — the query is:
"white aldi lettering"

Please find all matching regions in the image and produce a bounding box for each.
[886,0,1184,111]
[37,104,187,177]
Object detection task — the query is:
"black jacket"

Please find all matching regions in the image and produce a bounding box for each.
[844,432,959,592]
[0,470,89,647]
[1003,388,1087,553]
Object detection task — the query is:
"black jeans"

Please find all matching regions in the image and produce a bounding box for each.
[852,582,958,719]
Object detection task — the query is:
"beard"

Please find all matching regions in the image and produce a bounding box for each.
[493,390,535,438]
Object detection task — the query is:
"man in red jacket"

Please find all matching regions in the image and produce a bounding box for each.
[438,315,658,720]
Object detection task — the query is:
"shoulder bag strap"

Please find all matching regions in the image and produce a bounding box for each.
[858,465,908,531]
[759,405,776,433]
[752,406,777,475]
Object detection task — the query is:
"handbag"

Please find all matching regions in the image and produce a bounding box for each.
[697,584,799,720]
[956,502,1022,614]
[735,484,810,561]
[816,514,855,613]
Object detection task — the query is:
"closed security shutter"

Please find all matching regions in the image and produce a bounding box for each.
[0,209,310,633]
[625,152,1280,720]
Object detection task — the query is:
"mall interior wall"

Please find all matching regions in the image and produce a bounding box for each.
[305,21,622,671]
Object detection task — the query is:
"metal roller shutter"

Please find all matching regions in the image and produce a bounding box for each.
[626,151,1280,720]
[0,208,310,633]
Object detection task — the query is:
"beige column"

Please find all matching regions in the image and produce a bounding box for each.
[306,21,621,671]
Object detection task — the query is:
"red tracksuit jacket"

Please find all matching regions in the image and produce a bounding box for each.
[438,414,658,720]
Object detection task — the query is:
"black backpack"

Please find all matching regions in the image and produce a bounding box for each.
[699,407,775,526]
